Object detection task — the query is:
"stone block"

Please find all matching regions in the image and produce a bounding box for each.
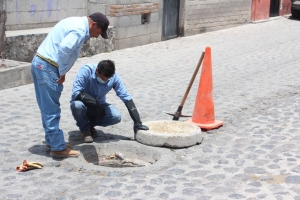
[19,11,37,25]
[150,12,158,23]
[106,16,116,26]
[115,38,131,50]
[115,26,127,39]
[65,9,81,17]
[5,12,17,26]
[56,0,70,10]
[88,3,106,15]
[27,0,45,11]
[137,23,150,35]
[115,16,131,27]
[150,22,158,33]
[126,25,138,37]
[130,14,141,26]
[98,0,116,4]
[150,32,160,43]
[57,10,67,21]
[131,0,142,4]
[139,34,150,45]
[119,0,132,4]
[75,9,86,17]
[0,60,32,90]
[6,0,27,12]
[130,35,141,47]
[70,0,85,9]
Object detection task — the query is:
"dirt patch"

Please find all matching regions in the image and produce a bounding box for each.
[146,121,195,134]
[251,174,288,184]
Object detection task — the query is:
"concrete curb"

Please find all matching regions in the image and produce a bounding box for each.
[0,60,32,90]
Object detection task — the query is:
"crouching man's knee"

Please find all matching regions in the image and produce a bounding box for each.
[110,113,121,125]
[70,101,86,118]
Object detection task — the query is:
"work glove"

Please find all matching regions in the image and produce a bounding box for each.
[125,99,149,134]
[95,102,105,119]
[16,160,43,172]
[76,91,105,119]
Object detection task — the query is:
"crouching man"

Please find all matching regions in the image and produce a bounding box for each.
[70,60,149,143]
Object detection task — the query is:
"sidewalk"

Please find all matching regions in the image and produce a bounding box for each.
[1,17,300,199]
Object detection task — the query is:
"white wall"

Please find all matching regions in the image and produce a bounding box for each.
[5,0,87,30]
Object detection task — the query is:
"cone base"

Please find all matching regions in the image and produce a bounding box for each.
[186,119,223,130]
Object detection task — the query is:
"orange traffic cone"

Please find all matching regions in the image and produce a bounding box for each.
[186,47,223,130]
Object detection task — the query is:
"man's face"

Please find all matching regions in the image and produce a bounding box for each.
[90,22,102,38]
[97,70,109,82]
[98,73,109,82]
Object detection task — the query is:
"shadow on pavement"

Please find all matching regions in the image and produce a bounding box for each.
[288,16,300,21]
[28,144,50,157]
[79,145,98,164]
[67,129,132,146]
[27,129,132,160]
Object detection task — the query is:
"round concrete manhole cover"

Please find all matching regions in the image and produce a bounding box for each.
[136,120,202,148]
[66,140,176,175]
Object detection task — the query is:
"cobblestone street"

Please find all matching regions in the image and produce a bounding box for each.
[1,17,300,199]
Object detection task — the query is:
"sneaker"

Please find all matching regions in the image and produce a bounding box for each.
[90,127,98,138]
[45,143,72,152]
[81,130,93,143]
[50,147,80,158]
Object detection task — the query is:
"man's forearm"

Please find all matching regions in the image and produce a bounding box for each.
[75,91,98,108]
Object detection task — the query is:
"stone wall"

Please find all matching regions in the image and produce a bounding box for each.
[182,0,252,36]
[87,0,162,50]
[5,0,87,30]
[4,26,115,62]
[0,0,6,58]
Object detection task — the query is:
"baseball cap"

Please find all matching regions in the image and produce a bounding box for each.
[89,12,109,39]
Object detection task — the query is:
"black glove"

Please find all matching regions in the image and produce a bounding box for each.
[125,99,149,134]
[75,91,105,119]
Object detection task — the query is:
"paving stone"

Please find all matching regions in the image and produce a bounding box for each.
[182,188,204,196]
[286,176,300,184]
[228,194,247,199]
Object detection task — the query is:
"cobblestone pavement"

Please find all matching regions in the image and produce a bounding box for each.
[1,17,300,200]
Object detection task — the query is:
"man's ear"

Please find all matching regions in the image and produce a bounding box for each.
[92,22,98,28]
[89,20,96,29]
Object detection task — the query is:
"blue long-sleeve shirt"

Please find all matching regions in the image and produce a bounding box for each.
[71,64,132,104]
[37,16,90,76]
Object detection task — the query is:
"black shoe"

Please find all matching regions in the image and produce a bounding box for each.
[81,130,93,143]
[90,127,98,138]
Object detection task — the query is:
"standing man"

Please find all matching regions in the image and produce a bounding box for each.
[70,60,149,143]
[31,13,109,158]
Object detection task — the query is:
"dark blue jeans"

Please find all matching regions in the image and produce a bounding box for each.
[70,101,121,132]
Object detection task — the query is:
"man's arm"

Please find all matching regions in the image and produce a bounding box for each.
[125,99,149,134]
[112,74,132,102]
[57,31,85,77]
[71,66,89,102]
[112,74,148,134]
[75,91,105,119]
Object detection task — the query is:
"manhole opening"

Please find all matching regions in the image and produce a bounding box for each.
[80,144,160,168]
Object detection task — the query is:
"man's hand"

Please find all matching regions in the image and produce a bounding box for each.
[95,103,105,119]
[125,99,149,134]
[134,123,149,134]
[57,75,65,84]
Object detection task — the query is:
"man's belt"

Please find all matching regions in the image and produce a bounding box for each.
[36,53,59,68]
